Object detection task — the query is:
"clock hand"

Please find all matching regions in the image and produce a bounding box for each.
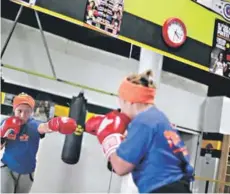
[173,32,177,41]
[175,31,183,39]
[175,32,179,39]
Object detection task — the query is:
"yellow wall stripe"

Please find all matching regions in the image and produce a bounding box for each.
[1,92,6,104]
[85,112,97,122]
[54,105,70,117]
[195,176,230,185]
[10,0,209,72]
[54,104,97,122]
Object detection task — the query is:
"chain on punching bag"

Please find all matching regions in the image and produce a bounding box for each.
[61,92,87,164]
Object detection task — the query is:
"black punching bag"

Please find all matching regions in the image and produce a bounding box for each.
[61,92,87,164]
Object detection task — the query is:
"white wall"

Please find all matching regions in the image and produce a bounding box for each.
[155,84,205,131]
[220,97,230,135]
[1,18,211,193]
[161,71,208,97]
[203,97,230,134]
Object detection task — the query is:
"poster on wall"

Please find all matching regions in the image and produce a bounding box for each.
[84,0,124,36]
[1,93,55,122]
[191,0,230,22]
[209,19,230,79]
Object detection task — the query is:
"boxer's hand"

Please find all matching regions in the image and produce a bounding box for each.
[123,130,128,139]
[95,110,131,159]
[0,116,22,138]
[85,115,105,135]
[48,117,77,135]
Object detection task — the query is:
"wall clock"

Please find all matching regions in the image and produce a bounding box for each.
[162,18,187,48]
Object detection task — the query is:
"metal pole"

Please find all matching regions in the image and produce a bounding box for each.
[129,44,133,58]
[107,168,113,194]
[107,161,114,193]
[1,5,24,58]
[191,132,202,191]
[34,10,57,79]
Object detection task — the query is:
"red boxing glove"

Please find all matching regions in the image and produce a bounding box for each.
[0,116,22,138]
[48,117,77,135]
[85,115,105,136]
[96,110,131,159]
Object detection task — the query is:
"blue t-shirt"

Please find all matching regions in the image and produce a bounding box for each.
[1,117,43,174]
[116,106,194,193]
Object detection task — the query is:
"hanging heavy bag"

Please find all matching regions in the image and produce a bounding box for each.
[61,92,87,164]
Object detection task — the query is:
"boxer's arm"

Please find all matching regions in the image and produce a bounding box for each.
[37,117,77,135]
[37,123,53,134]
[110,122,154,176]
[109,152,135,175]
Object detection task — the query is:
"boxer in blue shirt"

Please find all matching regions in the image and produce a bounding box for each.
[1,93,77,193]
[86,70,194,193]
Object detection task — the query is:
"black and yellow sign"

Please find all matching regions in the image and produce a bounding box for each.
[201,140,222,151]
[200,132,224,158]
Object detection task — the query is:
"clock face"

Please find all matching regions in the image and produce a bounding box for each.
[162,18,187,48]
[167,21,185,44]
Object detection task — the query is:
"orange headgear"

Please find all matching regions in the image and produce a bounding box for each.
[118,77,156,104]
[13,93,35,110]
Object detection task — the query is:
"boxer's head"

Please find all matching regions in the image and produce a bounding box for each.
[118,70,156,119]
[13,93,35,124]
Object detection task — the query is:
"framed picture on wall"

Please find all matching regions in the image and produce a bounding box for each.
[209,19,230,79]
[84,0,124,36]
